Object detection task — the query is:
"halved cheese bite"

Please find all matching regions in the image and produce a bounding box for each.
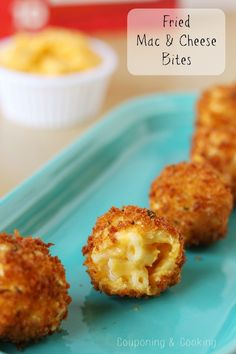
[82,206,185,297]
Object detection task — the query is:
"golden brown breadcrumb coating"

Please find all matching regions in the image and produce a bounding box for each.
[196,84,236,128]
[0,230,71,345]
[192,84,236,200]
[149,162,233,247]
[191,126,236,199]
[83,206,185,297]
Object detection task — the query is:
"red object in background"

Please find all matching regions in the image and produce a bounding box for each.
[50,0,177,32]
[0,1,13,37]
[0,0,177,38]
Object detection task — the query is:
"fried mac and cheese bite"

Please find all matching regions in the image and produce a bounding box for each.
[83,206,185,297]
[192,84,236,200]
[150,162,233,247]
[191,126,236,199]
[196,84,236,128]
[0,231,71,345]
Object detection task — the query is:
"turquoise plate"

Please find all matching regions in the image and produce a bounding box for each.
[0,93,236,354]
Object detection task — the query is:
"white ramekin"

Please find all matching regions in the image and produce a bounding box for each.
[0,37,117,129]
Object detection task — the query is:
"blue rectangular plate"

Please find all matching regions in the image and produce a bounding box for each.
[1,93,236,354]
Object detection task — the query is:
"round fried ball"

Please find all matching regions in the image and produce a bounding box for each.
[149,162,233,247]
[191,125,236,200]
[83,206,185,297]
[196,84,236,128]
[0,231,71,345]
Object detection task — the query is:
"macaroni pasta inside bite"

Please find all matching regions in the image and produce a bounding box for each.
[83,206,185,297]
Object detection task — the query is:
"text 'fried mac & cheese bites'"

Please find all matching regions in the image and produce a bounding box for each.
[0,231,71,345]
[83,206,185,297]
[150,162,233,247]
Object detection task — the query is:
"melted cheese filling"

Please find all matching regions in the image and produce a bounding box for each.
[91,228,180,295]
